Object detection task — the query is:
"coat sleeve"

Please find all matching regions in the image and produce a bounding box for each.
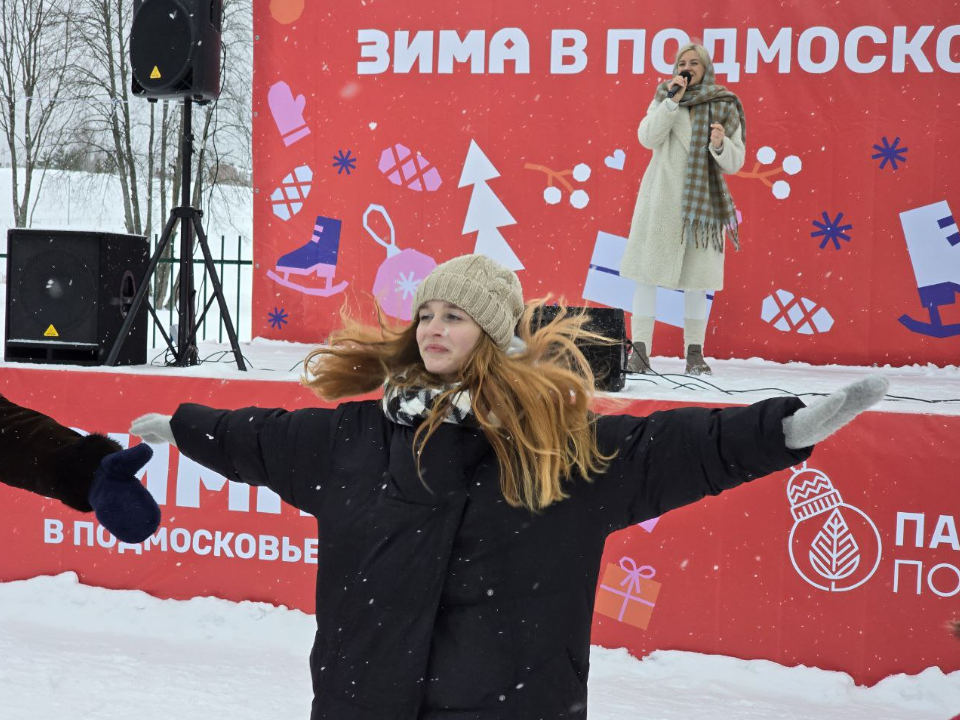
[171,403,337,515]
[708,124,745,174]
[594,397,812,533]
[638,98,681,150]
[0,393,121,511]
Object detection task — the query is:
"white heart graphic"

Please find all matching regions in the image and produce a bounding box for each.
[604,149,625,170]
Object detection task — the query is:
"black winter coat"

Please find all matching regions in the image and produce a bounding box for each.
[171,396,811,720]
[0,393,121,509]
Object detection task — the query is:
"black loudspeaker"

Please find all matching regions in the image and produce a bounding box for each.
[130,0,222,102]
[4,229,149,366]
[532,306,627,392]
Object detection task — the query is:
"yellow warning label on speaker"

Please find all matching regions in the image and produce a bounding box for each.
[150,66,161,79]
[44,325,59,337]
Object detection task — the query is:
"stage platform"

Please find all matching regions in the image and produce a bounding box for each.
[0,342,958,686]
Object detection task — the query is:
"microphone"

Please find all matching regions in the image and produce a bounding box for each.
[667,70,693,99]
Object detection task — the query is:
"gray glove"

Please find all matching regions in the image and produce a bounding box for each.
[782,376,889,449]
[130,413,177,447]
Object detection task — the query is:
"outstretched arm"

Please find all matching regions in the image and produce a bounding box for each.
[0,393,160,543]
[131,403,337,516]
[595,377,887,531]
[1,393,120,510]
[782,377,888,449]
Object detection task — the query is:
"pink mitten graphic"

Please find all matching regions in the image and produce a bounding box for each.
[268,81,310,146]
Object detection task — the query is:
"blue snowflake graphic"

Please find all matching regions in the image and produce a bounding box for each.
[332,149,357,175]
[811,212,853,250]
[871,136,908,171]
[268,307,289,329]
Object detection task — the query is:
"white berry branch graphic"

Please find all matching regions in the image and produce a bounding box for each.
[736,146,802,200]
[524,161,591,209]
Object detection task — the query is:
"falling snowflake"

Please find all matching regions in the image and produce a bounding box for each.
[871,136,908,171]
[267,307,289,329]
[811,211,853,250]
[332,149,357,175]
[394,271,422,299]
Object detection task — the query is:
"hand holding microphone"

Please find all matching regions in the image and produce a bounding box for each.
[666,70,693,100]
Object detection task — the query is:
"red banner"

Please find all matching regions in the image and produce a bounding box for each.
[251,1,960,367]
[1,366,956,685]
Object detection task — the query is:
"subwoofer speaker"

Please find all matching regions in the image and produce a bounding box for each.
[4,229,149,366]
[532,306,627,392]
[130,0,223,102]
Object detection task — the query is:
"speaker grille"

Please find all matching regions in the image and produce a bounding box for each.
[12,248,98,338]
[130,0,195,93]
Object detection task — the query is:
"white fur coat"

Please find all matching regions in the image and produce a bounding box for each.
[622,97,746,290]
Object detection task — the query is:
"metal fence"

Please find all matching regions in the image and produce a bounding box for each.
[0,235,253,347]
[147,234,253,347]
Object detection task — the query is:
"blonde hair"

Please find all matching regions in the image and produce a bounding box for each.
[673,43,714,78]
[302,302,618,511]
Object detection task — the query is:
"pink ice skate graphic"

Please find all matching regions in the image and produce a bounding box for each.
[268,81,311,147]
[378,144,442,192]
[363,204,437,321]
[267,216,349,297]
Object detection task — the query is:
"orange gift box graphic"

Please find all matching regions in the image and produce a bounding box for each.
[595,557,661,629]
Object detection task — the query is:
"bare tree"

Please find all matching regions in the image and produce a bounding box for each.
[71,0,148,235]
[49,0,253,309]
[0,0,77,227]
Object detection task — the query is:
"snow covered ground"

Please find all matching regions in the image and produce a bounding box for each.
[1,574,957,720]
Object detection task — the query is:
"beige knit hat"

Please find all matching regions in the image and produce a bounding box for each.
[413,254,524,349]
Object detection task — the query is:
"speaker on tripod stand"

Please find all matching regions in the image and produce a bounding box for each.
[130,0,222,102]
[109,0,245,369]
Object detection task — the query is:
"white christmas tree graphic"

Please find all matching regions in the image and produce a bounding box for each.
[458,139,523,271]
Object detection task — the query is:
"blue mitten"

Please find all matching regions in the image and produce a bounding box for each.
[88,444,161,544]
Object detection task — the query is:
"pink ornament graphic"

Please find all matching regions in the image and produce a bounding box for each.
[268,81,310,147]
[378,144,442,192]
[363,204,437,321]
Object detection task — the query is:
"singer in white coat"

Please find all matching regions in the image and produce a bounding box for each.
[621,43,746,375]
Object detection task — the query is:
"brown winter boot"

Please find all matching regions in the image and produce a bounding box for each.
[626,342,653,374]
[685,344,712,375]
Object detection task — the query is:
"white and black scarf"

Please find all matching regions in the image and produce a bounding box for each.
[382,381,477,427]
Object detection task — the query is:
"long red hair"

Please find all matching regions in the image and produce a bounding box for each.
[302,301,618,511]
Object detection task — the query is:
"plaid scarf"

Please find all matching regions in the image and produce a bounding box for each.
[655,67,746,252]
[382,380,477,427]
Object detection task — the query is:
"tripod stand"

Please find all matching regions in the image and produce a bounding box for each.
[106,98,246,370]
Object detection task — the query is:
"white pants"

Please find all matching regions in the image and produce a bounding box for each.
[630,283,709,354]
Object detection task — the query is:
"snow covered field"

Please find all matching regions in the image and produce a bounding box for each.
[1,574,958,720]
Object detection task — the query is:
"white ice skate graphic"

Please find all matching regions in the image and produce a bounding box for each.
[898,200,960,338]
